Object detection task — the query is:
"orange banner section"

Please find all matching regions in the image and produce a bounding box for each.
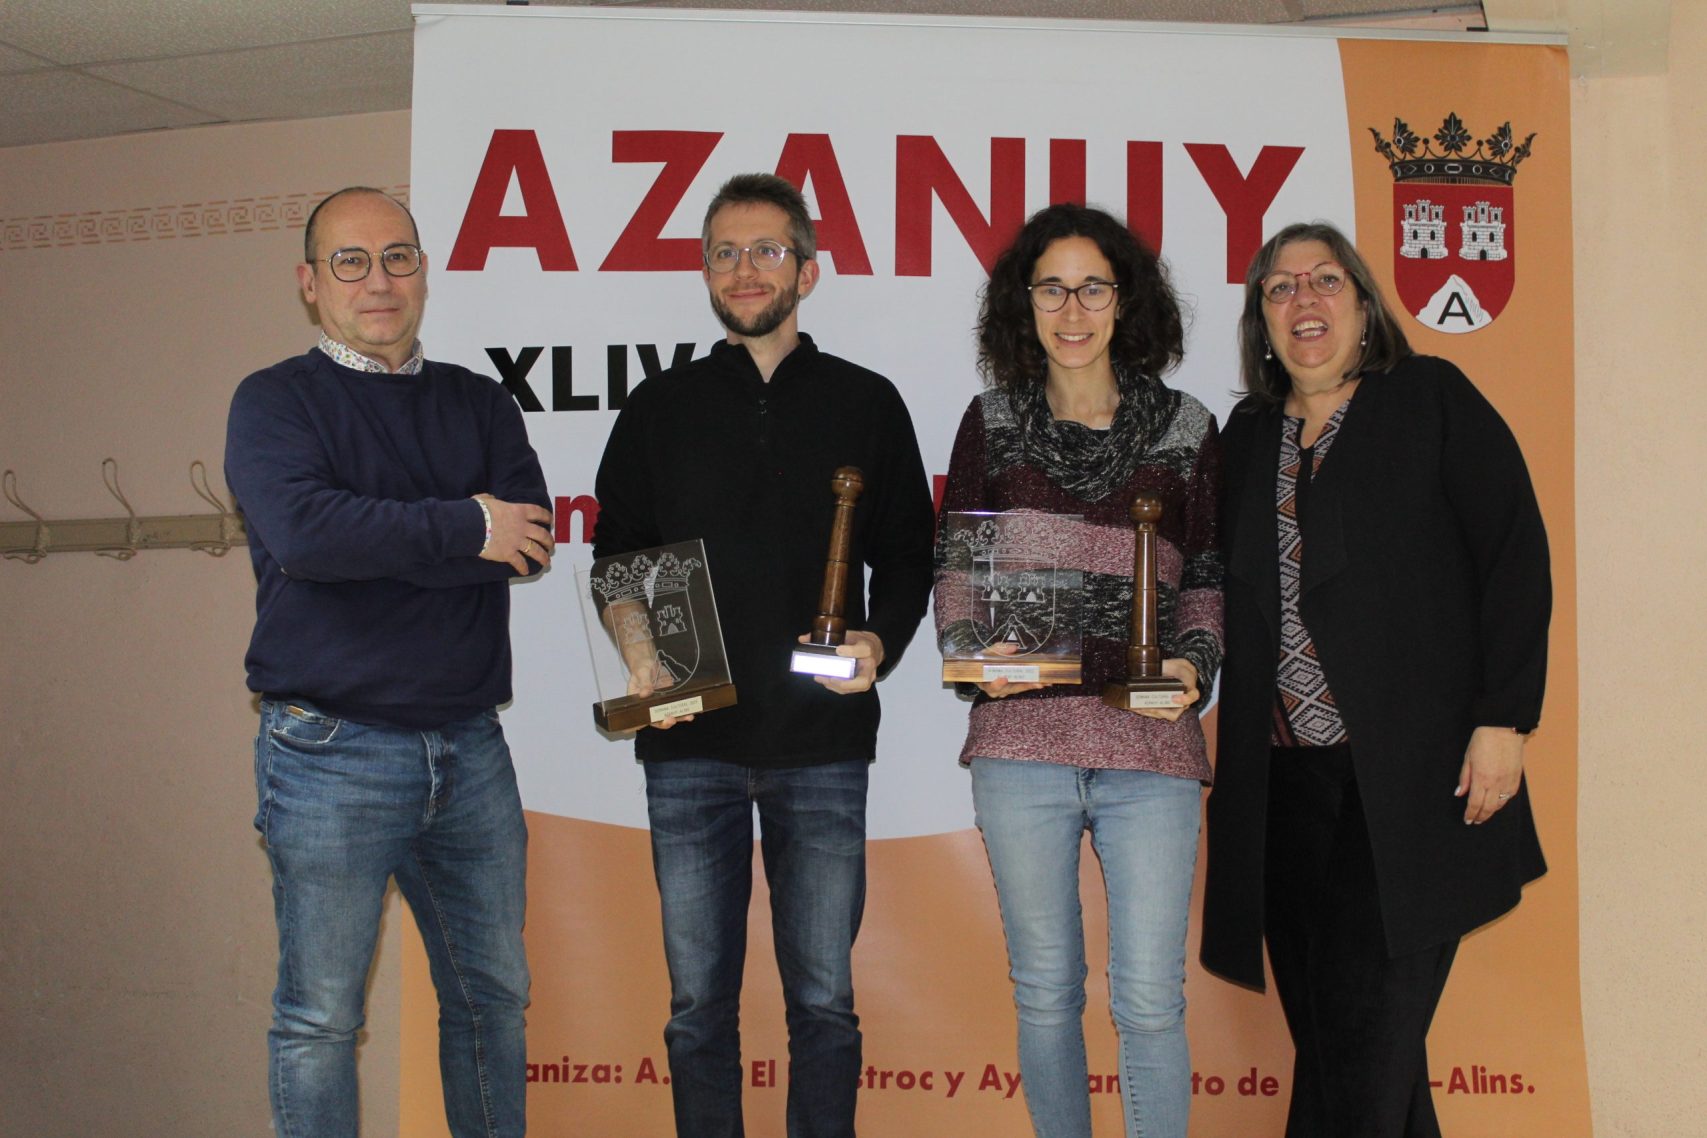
[405,801,1301,1136]
[1338,37,1588,1135]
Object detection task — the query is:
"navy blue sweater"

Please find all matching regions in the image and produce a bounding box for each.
[592,335,936,767]
[226,349,549,728]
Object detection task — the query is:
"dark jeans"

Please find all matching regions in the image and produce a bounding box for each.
[1264,744,1459,1138]
[644,757,869,1138]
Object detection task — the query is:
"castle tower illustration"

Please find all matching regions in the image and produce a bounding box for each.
[1458,200,1508,261]
[1400,200,1449,259]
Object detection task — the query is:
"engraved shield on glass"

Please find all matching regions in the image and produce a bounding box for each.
[937,512,1084,684]
[579,539,737,731]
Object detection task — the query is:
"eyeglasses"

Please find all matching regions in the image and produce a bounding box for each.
[1259,265,1348,304]
[705,241,797,274]
[1028,281,1118,313]
[312,244,424,283]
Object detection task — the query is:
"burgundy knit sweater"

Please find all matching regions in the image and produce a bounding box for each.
[934,387,1223,778]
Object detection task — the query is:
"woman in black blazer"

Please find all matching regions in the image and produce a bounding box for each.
[1199,222,1550,1138]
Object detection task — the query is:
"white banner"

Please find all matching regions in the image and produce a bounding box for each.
[404,13,1587,1138]
[410,5,1352,837]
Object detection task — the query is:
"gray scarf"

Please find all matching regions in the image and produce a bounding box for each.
[1007,369,1180,502]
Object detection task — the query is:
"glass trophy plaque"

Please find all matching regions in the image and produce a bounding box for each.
[579,539,737,731]
[938,511,1084,684]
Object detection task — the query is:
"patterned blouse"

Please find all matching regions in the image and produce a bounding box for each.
[1272,396,1352,747]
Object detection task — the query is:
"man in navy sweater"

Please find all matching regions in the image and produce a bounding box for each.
[592,174,935,1137]
[226,187,553,1138]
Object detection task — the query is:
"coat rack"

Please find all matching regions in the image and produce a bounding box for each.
[1,460,248,562]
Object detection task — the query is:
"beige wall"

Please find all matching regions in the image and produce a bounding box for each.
[1573,3,1707,1134]
[0,111,411,1138]
[2,10,1704,1133]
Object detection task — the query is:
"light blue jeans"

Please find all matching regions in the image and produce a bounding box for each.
[972,758,1200,1138]
[254,700,530,1138]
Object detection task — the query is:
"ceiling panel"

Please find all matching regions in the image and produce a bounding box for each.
[0,70,219,149]
[0,0,411,66]
[86,31,415,125]
[0,0,1599,152]
[518,0,1304,19]
[0,41,52,74]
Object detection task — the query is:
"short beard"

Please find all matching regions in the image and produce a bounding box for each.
[710,280,799,339]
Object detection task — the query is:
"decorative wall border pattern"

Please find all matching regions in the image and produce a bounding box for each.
[0,184,411,253]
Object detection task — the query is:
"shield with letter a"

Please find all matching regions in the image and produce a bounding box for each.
[1370,114,1535,335]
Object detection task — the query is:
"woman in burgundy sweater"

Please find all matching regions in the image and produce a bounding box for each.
[934,203,1223,1138]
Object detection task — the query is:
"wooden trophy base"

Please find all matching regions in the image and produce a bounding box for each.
[942,657,1082,685]
[790,642,858,680]
[1101,675,1185,711]
[594,682,738,732]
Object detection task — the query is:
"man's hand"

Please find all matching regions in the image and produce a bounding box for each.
[629,658,694,730]
[804,629,885,694]
[476,493,555,574]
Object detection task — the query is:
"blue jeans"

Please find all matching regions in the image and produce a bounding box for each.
[644,757,869,1138]
[254,700,530,1138]
[972,758,1200,1138]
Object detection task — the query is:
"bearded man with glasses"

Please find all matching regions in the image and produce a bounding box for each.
[226,186,553,1138]
[591,172,935,1138]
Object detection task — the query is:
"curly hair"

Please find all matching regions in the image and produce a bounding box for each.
[976,203,1184,399]
[1236,221,1411,405]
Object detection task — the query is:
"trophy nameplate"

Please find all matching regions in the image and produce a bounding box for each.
[1102,494,1187,712]
[937,511,1084,684]
[579,539,737,732]
[791,467,864,682]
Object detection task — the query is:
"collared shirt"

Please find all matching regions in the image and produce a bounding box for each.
[316,331,425,376]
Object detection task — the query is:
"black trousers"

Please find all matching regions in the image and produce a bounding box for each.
[1264,743,1459,1138]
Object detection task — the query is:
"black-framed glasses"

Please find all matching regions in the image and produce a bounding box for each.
[705,241,796,274]
[1028,280,1118,313]
[1260,264,1347,304]
[312,243,424,283]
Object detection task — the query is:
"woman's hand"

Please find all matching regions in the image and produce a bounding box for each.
[1134,658,1200,722]
[975,641,1046,699]
[1456,725,1527,824]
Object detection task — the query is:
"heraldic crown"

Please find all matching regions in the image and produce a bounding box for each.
[950,513,1069,564]
[590,550,702,603]
[1370,113,1536,187]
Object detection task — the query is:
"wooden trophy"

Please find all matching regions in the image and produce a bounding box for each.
[790,466,864,680]
[1102,493,1187,711]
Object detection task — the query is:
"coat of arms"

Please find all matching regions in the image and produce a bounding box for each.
[1370,113,1537,333]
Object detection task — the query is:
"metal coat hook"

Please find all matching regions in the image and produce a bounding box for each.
[97,457,142,560]
[188,460,243,556]
[2,469,50,563]
[1,459,250,561]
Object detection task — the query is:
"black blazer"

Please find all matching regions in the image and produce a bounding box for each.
[1200,354,1550,989]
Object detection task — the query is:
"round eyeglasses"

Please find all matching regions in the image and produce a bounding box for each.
[312,243,424,283]
[1028,280,1118,313]
[705,241,796,274]
[1260,265,1347,304]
